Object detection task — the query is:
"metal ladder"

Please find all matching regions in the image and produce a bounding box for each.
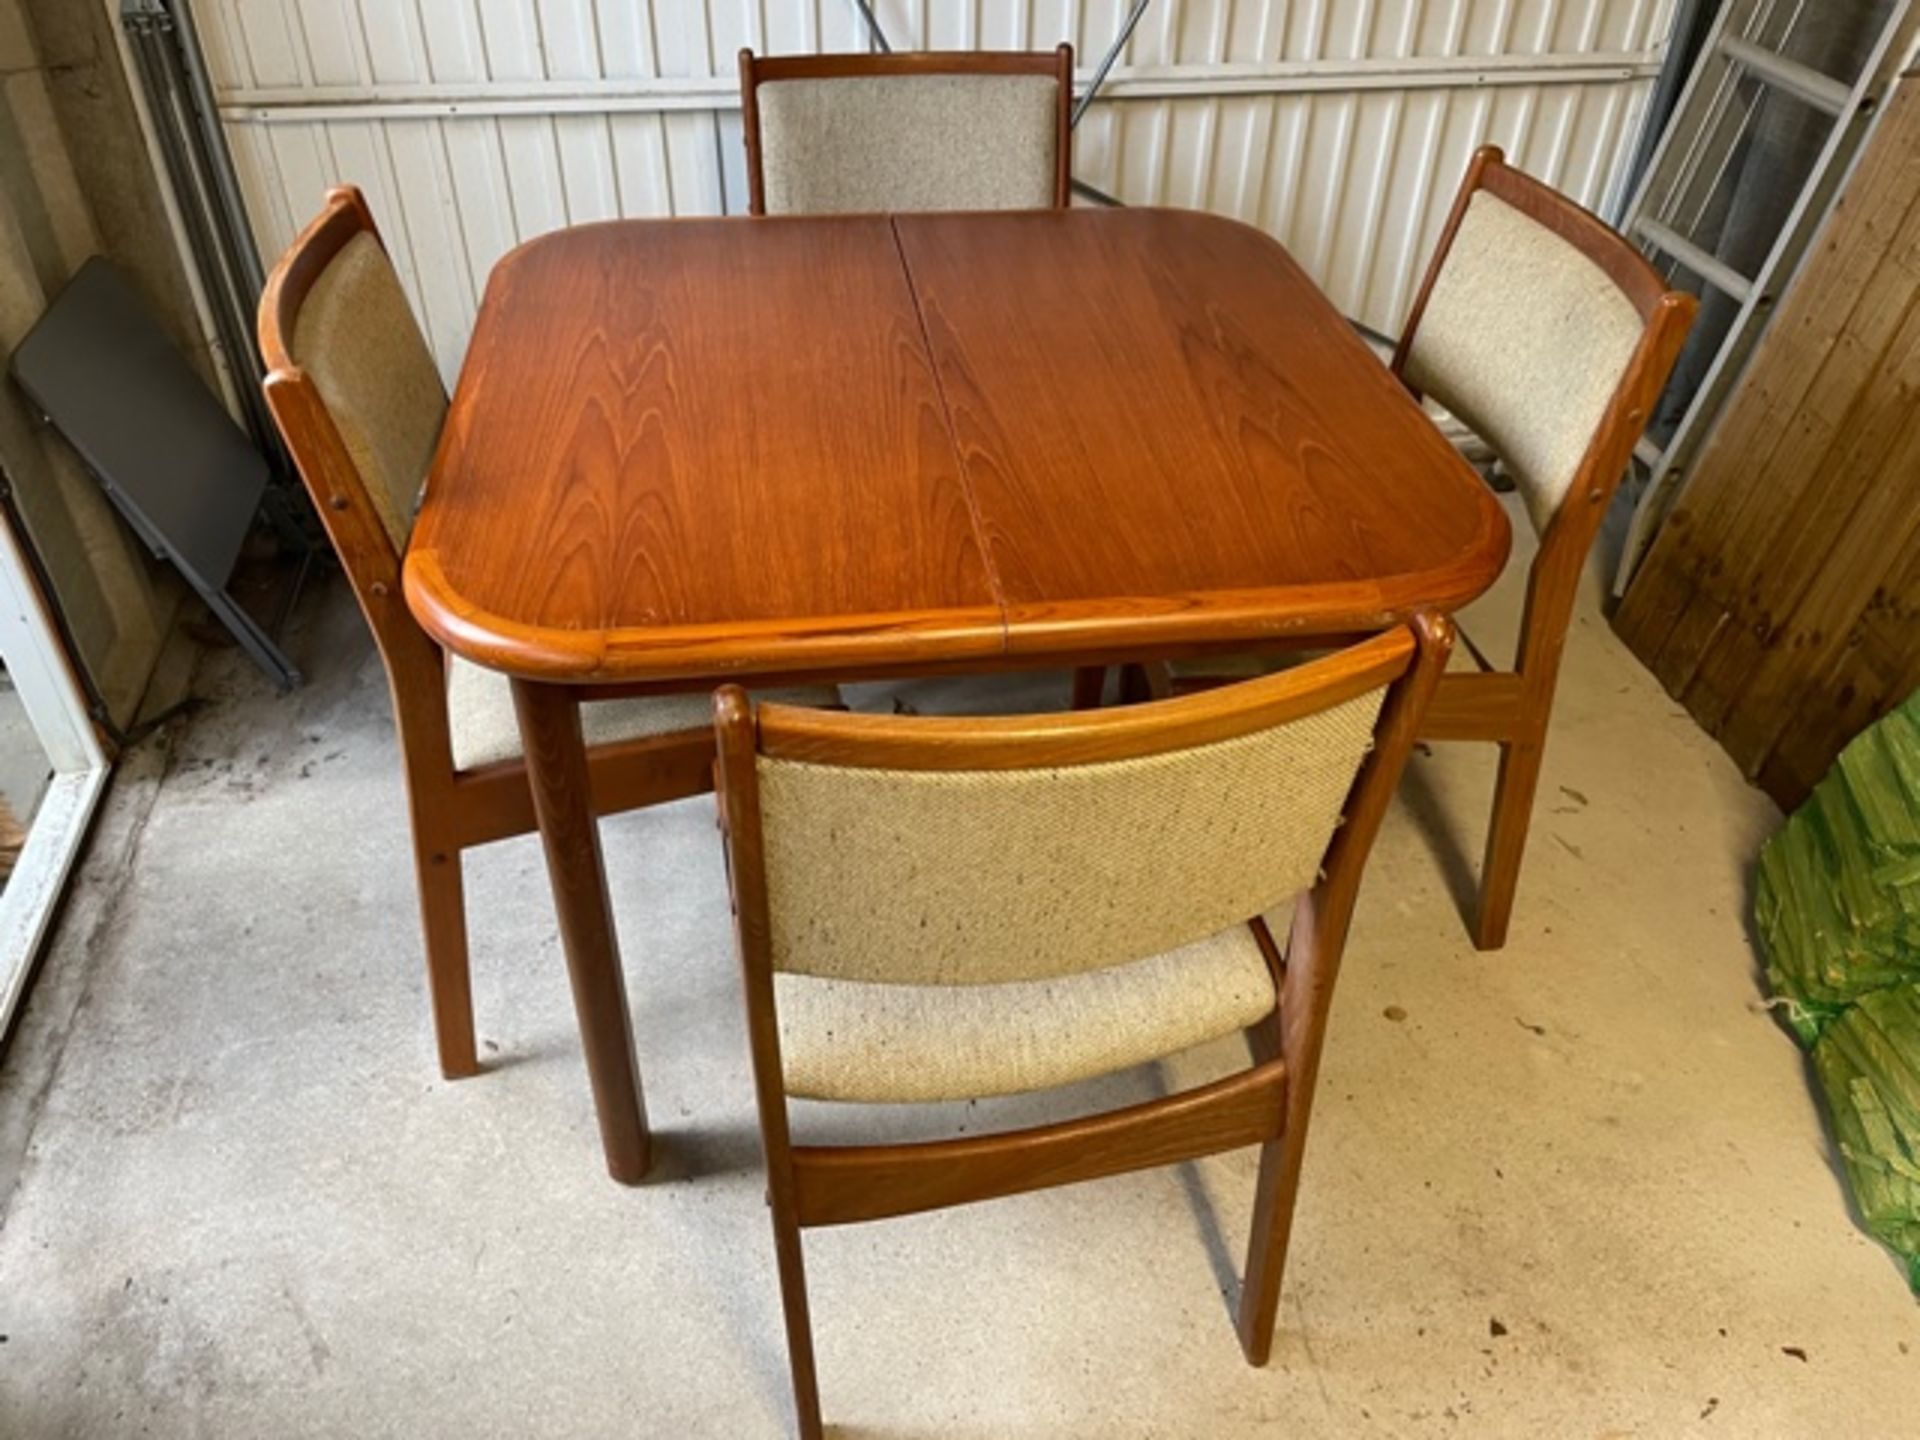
[1613,0,1920,593]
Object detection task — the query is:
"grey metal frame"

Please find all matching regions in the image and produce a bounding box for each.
[1613,0,1920,591]
[11,259,303,695]
[122,0,314,553]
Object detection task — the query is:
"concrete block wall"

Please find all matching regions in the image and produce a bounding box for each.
[0,0,207,733]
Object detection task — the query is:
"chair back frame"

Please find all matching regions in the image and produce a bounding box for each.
[1387,146,1697,951]
[255,184,493,1077]
[1392,146,1697,682]
[258,185,449,727]
[258,187,725,1090]
[715,615,1453,1435]
[737,44,1075,216]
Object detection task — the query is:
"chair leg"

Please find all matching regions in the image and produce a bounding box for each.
[1118,661,1173,704]
[1070,666,1106,710]
[1475,732,1547,952]
[769,1200,824,1440]
[1236,1120,1308,1366]
[413,838,479,1080]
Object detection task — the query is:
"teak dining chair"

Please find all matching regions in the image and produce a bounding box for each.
[1393,146,1695,950]
[715,616,1452,1438]
[738,45,1073,216]
[1091,147,1697,953]
[258,186,831,1080]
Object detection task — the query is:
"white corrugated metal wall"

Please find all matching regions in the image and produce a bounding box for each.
[199,0,1677,379]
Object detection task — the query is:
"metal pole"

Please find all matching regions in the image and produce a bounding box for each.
[121,0,313,544]
[121,11,247,399]
[1072,0,1154,128]
[1070,178,1124,206]
[1615,0,1713,223]
[849,0,892,53]
[158,0,269,300]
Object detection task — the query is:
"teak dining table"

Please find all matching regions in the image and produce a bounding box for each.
[404,206,1511,1184]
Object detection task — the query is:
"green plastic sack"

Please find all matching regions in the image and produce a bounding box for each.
[1757,693,1920,1045]
[1812,984,1920,1290]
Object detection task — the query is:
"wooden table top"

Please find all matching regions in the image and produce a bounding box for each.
[406,208,1509,683]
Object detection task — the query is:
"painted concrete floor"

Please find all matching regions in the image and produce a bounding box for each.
[1,497,1914,1437]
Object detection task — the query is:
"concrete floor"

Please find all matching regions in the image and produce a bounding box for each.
[1,496,1914,1437]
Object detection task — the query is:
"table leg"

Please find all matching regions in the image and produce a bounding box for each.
[511,677,650,1184]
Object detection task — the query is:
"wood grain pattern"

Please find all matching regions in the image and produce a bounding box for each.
[712,617,1456,1433]
[1419,671,1529,741]
[407,209,1511,685]
[262,188,770,1191]
[1394,147,1693,950]
[1614,75,1920,807]
[713,683,823,1439]
[1616,89,1920,692]
[511,678,650,1184]
[260,186,730,1114]
[1157,147,1696,950]
[791,1060,1288,1228]
[408,214,1002,682]
[896,208,1511,657]
[755,625,1414,769]
[1240,611,1451,1362]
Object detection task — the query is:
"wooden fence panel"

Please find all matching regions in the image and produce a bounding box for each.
[1614,66,1920,807]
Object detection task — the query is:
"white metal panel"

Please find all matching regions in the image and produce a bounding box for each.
[201,0,1677,376]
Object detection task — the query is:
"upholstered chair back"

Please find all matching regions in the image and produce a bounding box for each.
[1400,188,1646,538]
[758,75,1058,214]
[752,686,1388,987]
[740,48,1072,217]
[288,230,447,554]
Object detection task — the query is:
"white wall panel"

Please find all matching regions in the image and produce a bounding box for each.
[200,0,1676,377]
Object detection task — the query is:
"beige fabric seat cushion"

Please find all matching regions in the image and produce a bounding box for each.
[1402,189,1644,538]
[776,922,1279,1103]
[445,657,835,771]
[758,73,1058,215]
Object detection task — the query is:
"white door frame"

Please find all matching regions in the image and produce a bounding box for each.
[0,506,110,1041]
